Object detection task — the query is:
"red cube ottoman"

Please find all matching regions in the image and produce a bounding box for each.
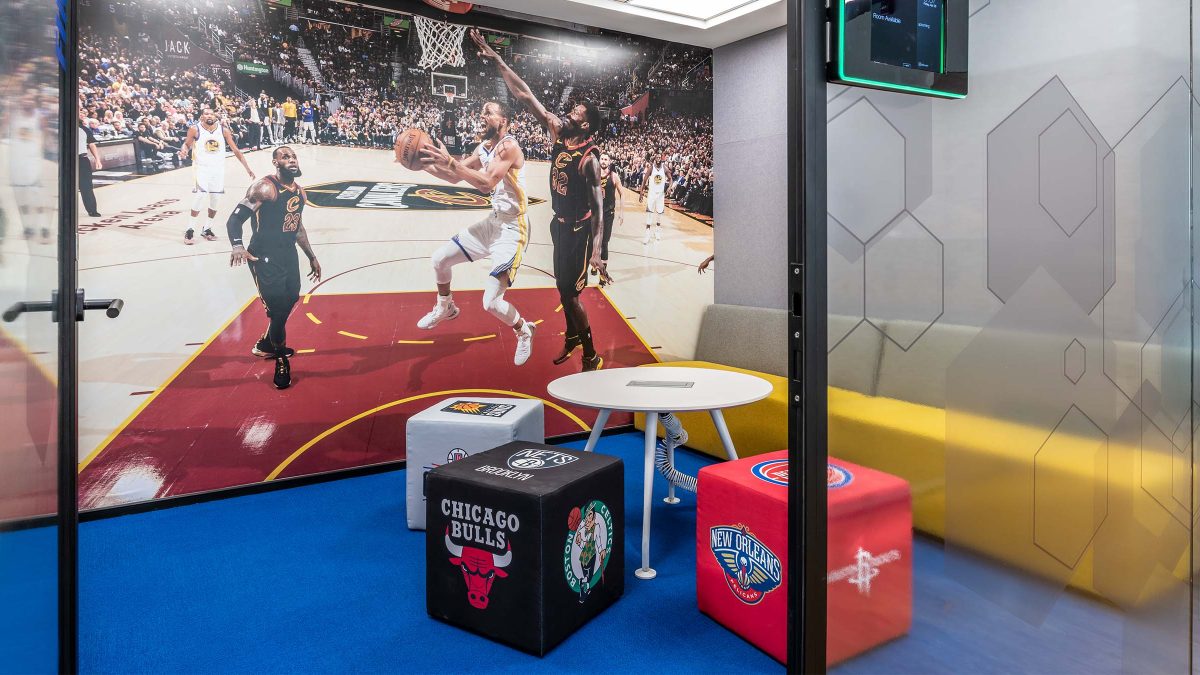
[696,450,912,666]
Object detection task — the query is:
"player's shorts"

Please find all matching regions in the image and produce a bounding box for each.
[451,209,530,284]
[246,247,301,311]
[646,192,665,215]
[550,213,593,298]
[10,181,45,212]
[193,163,225,194]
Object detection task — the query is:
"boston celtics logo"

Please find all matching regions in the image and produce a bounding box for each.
[564,500,612,602]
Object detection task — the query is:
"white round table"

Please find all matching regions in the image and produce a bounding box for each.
[547,366,773,580]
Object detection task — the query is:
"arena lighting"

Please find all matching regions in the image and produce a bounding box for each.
[608,0,775,23]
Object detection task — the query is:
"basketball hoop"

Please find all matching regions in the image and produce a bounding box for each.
[444,91,457,105]
[415,16,467,69]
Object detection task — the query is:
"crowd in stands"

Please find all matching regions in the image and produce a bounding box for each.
[75,0,715,215]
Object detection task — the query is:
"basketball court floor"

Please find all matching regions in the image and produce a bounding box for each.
[0,143,713,509]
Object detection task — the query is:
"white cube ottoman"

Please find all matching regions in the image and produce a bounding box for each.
[406,397,544,529]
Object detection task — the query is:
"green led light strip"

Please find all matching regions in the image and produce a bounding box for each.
[837,0,965,99]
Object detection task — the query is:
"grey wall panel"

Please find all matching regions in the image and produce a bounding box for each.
[713,26,787,310]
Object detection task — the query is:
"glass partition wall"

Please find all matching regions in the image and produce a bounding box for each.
[824,1,1198,672]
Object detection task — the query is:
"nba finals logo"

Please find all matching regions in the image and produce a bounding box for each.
[507,448,579,471]
[750,459,789,486]
[827,464,853,489]
[563,500,613,603]
[710,525,782,605]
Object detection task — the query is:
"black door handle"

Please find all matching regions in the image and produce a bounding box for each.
[3,290,124,322]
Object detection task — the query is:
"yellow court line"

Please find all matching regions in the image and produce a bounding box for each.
[302,294,311,305]
[397,339,435,345]
[463,334,496,342]
[555,304,563,313]
[305,312,322,325]
[79,297,258,472]
[296,349,316,354]
[597,286,662,363]
[533,319,544,325]
[338,330,368,340]
[266,388,590,480]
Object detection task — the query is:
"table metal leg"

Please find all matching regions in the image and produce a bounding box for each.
[710,409,739,461]
[663,440,680,504]
[635,412,658,580]
[582,409,610,453]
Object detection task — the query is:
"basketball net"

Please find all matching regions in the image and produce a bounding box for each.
[415,16,467,69]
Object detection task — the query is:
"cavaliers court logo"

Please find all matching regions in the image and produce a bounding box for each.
[710,525,782,605]
[303,180,545,210]
[564,500,613,602]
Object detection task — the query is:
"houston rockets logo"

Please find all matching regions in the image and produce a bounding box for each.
[563,500,613,603]
[710,525,782,605]
[827,547,900,596]
[444,527,512,610]
[303,180,545,210]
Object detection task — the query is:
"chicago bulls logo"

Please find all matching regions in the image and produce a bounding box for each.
[445,528,512,610]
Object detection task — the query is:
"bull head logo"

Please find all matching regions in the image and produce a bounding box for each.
[445,528,512,610]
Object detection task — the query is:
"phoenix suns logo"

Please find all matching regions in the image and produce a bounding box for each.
[441,401,514,418]
[303,180,545,210]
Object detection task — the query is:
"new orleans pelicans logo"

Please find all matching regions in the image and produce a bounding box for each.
[710,525,782,605]
[563,500,613,602]
[303,180,545,210]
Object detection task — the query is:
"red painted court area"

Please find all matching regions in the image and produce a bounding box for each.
[0,331,57,522]
[78,288,656,508]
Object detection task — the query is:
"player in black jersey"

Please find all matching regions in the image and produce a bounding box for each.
[471,29,609,371]
[225,146,322,389]
[594,152,624,286]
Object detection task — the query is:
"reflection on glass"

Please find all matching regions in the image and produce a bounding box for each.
[0,0,61,670]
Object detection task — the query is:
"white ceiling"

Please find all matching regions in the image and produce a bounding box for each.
[477,0,785,48]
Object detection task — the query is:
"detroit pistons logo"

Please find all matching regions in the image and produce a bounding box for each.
[827,465,853,489]
[563,500,613,603]
[751,459,788,486]
[710,525,782,605]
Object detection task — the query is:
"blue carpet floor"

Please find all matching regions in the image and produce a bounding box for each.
[0,526,57,672]
[77,433,785,674]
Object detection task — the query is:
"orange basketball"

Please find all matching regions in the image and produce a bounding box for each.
[568,506,582,532]
[394,128,432,171]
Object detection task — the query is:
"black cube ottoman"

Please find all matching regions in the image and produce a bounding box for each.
[425,441,624,655]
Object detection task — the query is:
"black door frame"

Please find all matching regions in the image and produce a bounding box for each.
[57,0,80,671]
[787,0,828,672]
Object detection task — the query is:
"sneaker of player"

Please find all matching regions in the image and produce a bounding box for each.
[553,335,582,365]
[582,353,604,372]
[416,299,459,330]
[183,228,195,245]
[655,226,662,241]
[642,228,651,244]
[201,228,217,242]
[513,322,536,366]
[273,355,292,390]
[252,338,294,358]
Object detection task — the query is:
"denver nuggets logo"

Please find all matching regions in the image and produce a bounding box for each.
[750,459,788,486]
[204,139,220,152]
[827,464,853,489]
[710,525,782,605]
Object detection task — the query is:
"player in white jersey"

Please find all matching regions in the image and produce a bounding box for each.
[411,101,536,366]
[5,97,49,241]
[639,152,670,243]
[178,108,254,245]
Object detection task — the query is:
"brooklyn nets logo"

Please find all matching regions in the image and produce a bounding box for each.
[303,180,546,210]
[564,500,613,602]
